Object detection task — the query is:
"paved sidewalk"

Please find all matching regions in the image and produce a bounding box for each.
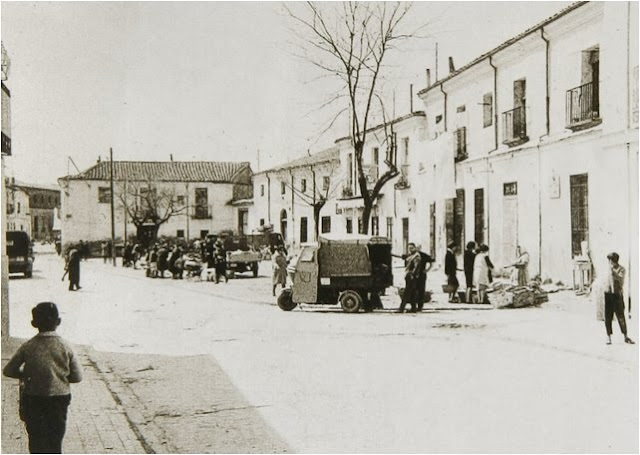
[2,336,290,454]
[2,337,145,454]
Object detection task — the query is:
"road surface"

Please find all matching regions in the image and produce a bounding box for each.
[6,251,638,453]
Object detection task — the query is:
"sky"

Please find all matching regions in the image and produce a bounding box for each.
[1,1,572,185]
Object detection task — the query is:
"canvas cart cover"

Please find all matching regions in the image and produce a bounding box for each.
[317,235,372,277]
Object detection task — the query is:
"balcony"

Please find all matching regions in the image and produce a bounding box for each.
[192,204,212,219]
[502,106,528,147]
[394,164,410,189]
[566,81,601,131]
[341,186,354,198]
[454,127,468,162]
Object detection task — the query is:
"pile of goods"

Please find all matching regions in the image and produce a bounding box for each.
[486,281,549,309]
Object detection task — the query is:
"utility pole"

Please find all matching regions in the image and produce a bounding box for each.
[123,179,128,246]
[110,148,116,266]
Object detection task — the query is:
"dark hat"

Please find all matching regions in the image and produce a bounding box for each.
[607,252,619,262]
[32,302,59,324]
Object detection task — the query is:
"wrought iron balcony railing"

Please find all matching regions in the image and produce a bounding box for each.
[502,106,528,146]
[454,127,468,162]
[566,81,600,129]
[192,204,212,219]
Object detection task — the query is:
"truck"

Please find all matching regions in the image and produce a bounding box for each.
[277,234,393,313]
[212,232,284,278]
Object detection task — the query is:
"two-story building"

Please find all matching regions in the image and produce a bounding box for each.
[416,2,638,292]
[58,160,253,246]
[335,112,429,255]
[11,182,60,242]
[251,147,340,249]
[4,178,31,235]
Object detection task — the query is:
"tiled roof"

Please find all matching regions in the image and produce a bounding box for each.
[335,111,426,144]
[61,161,251,183]
[418,1,586,96]
[257,147,340,174]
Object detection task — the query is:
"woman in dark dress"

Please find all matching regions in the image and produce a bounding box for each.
[464,241,476,303]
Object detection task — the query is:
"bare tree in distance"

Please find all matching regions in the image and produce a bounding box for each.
[285,2,417,234]
[279,161,343,241]
[115,180,187,243]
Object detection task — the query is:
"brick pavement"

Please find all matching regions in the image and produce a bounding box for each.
[2,337,146,454]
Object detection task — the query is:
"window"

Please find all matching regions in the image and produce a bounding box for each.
[98,187,111,203]
[301,179,307,193]
[17,202,20,213]
[176,195,185,205]
[200,230,209,238]
[194,188,209,219]
[260,184,265,197]
[347,154,353,189]
[483,93,493,128]
[358,217,363,234]
[34,216,39,233]
[402,137,409,163]
[372,147,379,180]
[177,229,185,238]
[503,182,518,196]
[323,176,330,192]
[386,217,393,241]
[260,218,265,226]
[371,216,379,235]
[435,115,443,124]
[346,218,353,234]
[281,181,286,195]
[321,216,331,233]
[456,105,466,113]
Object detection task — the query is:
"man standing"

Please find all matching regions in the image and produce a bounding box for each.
[66,248,81,291]
[604,252,634,345]
[416,244,434,311]
[445,242,460,303]
[398,243,421,313]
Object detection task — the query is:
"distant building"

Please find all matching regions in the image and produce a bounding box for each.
[58,160,253,246]
[251,147,340,249]
[4,178,31,235]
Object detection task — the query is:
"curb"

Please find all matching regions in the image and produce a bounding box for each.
[80,345,178,454]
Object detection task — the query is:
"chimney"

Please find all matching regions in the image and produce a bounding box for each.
[426,69,431,88]
[409,84,414,113]
[97,156,101,163]
[448,57,455,74]
[170,154,174,162]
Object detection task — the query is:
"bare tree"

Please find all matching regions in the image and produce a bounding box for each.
[279,163,343,241]
[286,2,414,234]
[115,180,186,242]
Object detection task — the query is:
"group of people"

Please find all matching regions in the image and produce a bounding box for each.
[444,242,530,304]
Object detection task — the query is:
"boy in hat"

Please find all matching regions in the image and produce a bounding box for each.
[604,252,634,345]
[3,302,83,453]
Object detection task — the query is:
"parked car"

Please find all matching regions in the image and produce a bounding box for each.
[6,230,34,278]
[277,234,393,313]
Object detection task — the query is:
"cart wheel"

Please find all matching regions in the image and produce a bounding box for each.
[277,289,297,311]
[252,263,259,277]
[339,290,362,313]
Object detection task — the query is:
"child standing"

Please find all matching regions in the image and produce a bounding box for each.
[3,302,83,453]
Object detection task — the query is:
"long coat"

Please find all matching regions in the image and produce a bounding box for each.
[402,252,422,304]
[272,251,288,286]
[67,249,81,284]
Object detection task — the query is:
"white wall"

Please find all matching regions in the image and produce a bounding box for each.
[60,180,237,244]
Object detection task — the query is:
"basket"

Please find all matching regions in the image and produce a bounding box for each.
[442,284,457,293]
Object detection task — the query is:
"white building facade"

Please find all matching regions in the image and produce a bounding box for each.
[58,161,253,247]
[414,2,638,296]
[251,147,340,250]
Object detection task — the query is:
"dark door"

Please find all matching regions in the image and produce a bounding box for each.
[402,218,409,253]
[300,217,308,243]
[570,174,589,257]
[195,188,208,218]
[430,203,436,259]
[454,189,465,251]
[474,188,484,244]
[238,209,248,235]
